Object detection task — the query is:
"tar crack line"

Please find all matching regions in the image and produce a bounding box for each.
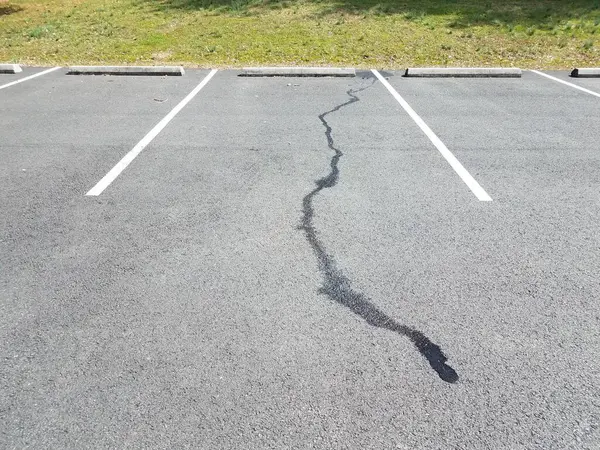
[300,80,459,383]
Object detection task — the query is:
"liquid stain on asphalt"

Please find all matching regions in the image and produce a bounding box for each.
[300,79,459,383]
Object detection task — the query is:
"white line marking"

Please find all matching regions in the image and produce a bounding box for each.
[0,67,61,91]
[530,70,600,99]
[371,69,492,202]
[86,69,218,196]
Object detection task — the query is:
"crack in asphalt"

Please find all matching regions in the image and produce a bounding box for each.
[300,80,459,383]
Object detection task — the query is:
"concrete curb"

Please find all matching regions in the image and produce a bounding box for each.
[404,67,522,78]
[240,67,355,77]
[0,64,23,74]
[66,66,185,76]
[570,68,600,78]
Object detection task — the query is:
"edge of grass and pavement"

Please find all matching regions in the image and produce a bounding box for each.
[0,0,599,69]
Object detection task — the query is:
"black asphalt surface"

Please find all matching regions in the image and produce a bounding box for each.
[1,68,599,449]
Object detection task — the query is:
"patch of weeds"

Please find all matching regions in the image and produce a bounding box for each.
[373,4,395,15]
[526,27,535,36]
[26,24,55,39]
[91,21,120,37]
[469,12,488,24]
[440,44,451,50]
[447,19,468,29]
[404,11,426,22]
[228,0,248,12]
[526,7,551,22]
[140,33,169,46]
[583,39,594,50]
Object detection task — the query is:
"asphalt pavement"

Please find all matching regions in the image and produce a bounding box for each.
[1,68,599,449]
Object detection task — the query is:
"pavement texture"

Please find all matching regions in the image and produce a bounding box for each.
[1,68,599,449]
[0,67,49,87]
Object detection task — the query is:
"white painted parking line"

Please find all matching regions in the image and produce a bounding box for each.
[371,69,492,202]
[530,70,600,99]
[86,69,218,196]
[0,67,61,91]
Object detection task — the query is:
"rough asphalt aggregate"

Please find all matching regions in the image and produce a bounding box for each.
[1,68,599,449]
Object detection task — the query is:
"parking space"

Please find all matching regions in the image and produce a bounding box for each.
[0,66,61,91]
[384,68,600,447]
[1,68,600,448]
[539,69,600,93]
[1,69,211,309]
[386,70,600,201]
[1,66,41,82]
[0,71,213,445]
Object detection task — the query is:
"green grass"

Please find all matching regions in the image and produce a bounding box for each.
[1,0,599,68]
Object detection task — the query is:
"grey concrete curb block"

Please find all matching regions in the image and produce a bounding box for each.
[570,68,600,78]
[67,66,185,76]
[0,64,23,74]
[404,67,522,78]
[240,67,355,77]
